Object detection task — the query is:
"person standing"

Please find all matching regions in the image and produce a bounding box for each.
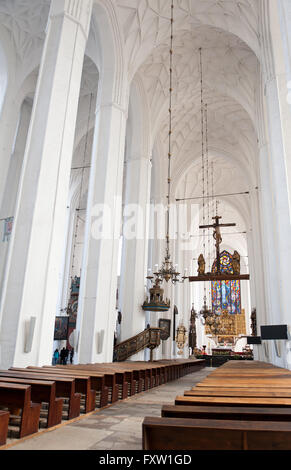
[53,349,59,365]
[60,347,66,365]
[69,348,74,364]
[64,347,69,365]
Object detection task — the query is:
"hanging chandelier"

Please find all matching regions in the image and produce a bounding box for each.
[147,0,186,286]
[196,48,225,337]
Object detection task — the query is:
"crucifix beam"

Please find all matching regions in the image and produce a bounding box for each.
[189,273,250,282]
[200,215,236,273]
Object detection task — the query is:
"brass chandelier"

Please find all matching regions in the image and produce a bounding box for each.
[147,0,186,287]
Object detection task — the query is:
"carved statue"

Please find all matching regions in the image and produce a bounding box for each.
[175,324,187,355]
[189,306,197,355]
[232,250,240,275]
[197,254,206,276]
[251,308,257,336]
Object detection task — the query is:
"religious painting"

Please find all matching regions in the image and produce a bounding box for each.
[159,319,171,341]
[212,250,241,315]
[54,316,69,341]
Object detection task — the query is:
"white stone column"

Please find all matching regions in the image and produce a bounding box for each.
[248,189,268,326]
[119,155,151,347]
[76,98,128,364]
[0,0,93,369]
[264,78,291,329]
[0,90,21,208]
[269,1,291,222]
[0,99,32,296]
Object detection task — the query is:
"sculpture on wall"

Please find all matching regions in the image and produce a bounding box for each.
[188,305,197,355]
[251,307,257,336]
[175,324,187,355]
[197,254,206,276]
[232,250,241,275]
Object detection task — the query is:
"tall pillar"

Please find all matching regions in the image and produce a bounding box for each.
[0,90,22,209]
[119,155,151,349]
[0,99,32,297]
[0,0,93,369]
[248,189,267,325]
[76,98,129,364]
[264,78,291,328]
[268,1,291,223]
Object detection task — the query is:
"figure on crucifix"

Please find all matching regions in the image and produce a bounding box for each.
[197,254,206,276]
[200,214,236,274]
[232,250,241,275]
[189,213,250,282]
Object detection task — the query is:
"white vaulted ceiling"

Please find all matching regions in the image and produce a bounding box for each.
[116,0,260,77]
[117,1,262,245]
[0,0,50,62]
[0,0,262,225]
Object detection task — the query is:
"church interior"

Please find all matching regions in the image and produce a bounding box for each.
[0,0,291,453]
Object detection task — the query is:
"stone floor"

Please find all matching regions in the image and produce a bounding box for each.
[5,367,213,451]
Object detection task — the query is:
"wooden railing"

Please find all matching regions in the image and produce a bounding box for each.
[114,328,162,362]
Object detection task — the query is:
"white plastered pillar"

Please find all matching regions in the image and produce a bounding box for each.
[0,99,32,297]
[119,155,151,346]
[76,96,129,363]
[0,0,93,369]
[259,1,291,367]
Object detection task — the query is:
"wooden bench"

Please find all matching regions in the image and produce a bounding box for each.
[0,370,80,420]
[93,362,151,391]
[93,365,136,396]
[0,382,41,438]
[78,366,127,401]
[43,366,109,407]
[0,376,63,428]
[142,360,291,450]
[51,365,119,403]
[186,388,291,398]
[123,364,153,390]
[161,404,291,422]
[0,410,9,446]
[25,367,96,413]
[175,395,291,408]
[142,416,291,450]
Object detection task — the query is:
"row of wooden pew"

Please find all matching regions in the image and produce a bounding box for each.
[0,358,205,446]
[143,360,291,450]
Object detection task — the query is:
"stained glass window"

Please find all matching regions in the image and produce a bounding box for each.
[211,250,241,315]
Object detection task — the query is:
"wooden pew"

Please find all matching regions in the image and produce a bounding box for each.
[42,367,109,407]
[72,366,127,401]
[106,364,144,393]
[195,376,291,388]
[50,365,119,403]
[81,364,139,396]
[142,416,291,450]
[142,361,291,450]
[0,382,41,438]
[0,410,9,446]
[161,404,291,422]
[186,388,291,398]
[0,376,63,428]
[175,395,291,408]
[0,371,80,420]
[119,363,155,389]
[25,367,96,413]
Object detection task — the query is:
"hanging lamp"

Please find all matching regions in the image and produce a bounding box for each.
[147,0,185,287]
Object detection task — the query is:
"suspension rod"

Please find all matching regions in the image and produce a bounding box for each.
[176,191,249,202]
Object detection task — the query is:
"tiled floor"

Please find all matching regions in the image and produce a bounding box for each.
[6,367,213,451]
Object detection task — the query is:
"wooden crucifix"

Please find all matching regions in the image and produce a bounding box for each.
[189,214,250,282]
[200,215,236,274]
